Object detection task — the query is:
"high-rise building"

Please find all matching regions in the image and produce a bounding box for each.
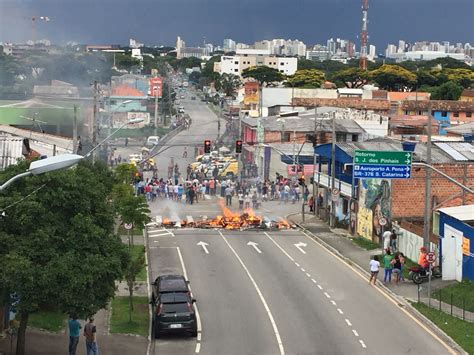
[223,38,236,52]
[176,36,185,58]
[368,45,376,59]
[385,44,397,57]
[398,40,406,53]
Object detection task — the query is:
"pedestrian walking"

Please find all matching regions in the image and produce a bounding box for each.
[244,193,251,209]
[392,253,402,285]
[369,255,380,285]
[308,195,314,213]
[383,250,394,283]
[68,315,81,355]
[399,252,406,281]
[83,317,98,355]
[183,147,188,158]
[238,191,244,210]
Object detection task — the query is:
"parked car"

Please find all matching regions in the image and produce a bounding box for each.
[146,136,160,147]
[152,274,190,304]
[153,292,197,338]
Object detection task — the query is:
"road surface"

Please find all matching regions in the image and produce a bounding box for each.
[147,225,455,355]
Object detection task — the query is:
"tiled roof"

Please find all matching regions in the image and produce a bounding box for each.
[445,122,474,135]
[388,92,430,101]
[461,89,474,98]
[111,85,146,97]
[401,100,474,112]
[389,115,440,128]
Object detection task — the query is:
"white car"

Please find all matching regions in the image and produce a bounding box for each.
[146,136,160,147]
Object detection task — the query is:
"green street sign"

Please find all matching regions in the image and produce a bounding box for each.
[354,150,412,166]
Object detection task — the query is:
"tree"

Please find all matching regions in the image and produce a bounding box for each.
[124,250,145,322]
[431,81,464,100]
[242,66,285,86]
[215,73,242,98]
[189,71,202,84]
[285,69,325,88]
[442,68,474,88]
[114,53,141,72]
[368,64,417,91]
[0,160,128,355]
[330,67,368,88]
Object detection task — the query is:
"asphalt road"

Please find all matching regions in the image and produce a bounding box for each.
[154,88,219,179]
[147,226,455,355]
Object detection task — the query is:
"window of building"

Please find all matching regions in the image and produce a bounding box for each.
[280,70,284,73]
[336,133,346,142]
[441,111,448,117]
[352,134,358,142]
[454,112,459,117]
[467,112,472,118]
[282,132,291,142]
[234,61,238,65]
[234,69,238,72]
[280,62,284,65]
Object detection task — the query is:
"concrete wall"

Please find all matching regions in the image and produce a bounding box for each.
[394,222,439,263]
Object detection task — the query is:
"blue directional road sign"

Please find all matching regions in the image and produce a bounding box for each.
[353,164,411,179]
[354,150,413,179]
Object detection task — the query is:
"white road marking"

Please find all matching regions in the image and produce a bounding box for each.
[359,340,367,348]
[345,319,352,326]
[197,241,209,254]
[305,272,311,277]
[176,247,202,353]
[330,300,337,306]
[247,241,262,254]
[219,231,285,355]
[300,268,306,272]
[317,285,323,290]
[299,228,455,355]
[295,262,300,267]
[352,329,359,337]
[337,308,344,315]
[311,279,317,283]
[324,292,331,299]
[294,242,307,254]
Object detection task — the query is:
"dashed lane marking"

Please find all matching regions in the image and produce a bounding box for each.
[324,292,331,299]
[337,308,344,315]
[219,230,285,355]
[311,279,317,284]
[317,285,323,290]
[330,300,337,306]
[345,319,352,327]
[305,272,311,277]
[352,330,359,337]
[359,340,367,349]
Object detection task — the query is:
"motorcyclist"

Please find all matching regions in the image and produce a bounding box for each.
[418,246,430,270]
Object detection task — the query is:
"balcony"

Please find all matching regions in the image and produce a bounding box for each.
[313,171,353,197]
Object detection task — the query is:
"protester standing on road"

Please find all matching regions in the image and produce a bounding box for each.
[68,315,81,355]
[225,185,233,206]
[392,253,402,285]
[83,317,98,355]
[383,229,392,251]
[369,255,380,285]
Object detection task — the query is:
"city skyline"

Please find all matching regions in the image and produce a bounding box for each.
[0,0,472,50]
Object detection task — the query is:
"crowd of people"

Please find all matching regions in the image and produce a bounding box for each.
[132,168,315,210]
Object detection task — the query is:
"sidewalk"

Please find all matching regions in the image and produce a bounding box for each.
[289,212,474,322]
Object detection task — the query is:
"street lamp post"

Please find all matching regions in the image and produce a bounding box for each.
[0,154,83,191]
[85,118,144,159]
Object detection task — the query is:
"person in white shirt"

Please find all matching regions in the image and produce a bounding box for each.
[369,255,380,285]
[383,229,391,252]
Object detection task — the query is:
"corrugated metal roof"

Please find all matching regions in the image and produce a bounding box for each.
[0,137,25,170]
[434,142,474,161]
[336,139,465,164]
[438,205,474,221]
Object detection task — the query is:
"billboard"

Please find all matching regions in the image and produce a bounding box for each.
[244,82,259,104]
[149,77,163,98]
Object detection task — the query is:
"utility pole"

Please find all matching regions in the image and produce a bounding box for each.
[312,106,318,215]
[154,87,159,135]
[423,104,432,249]
[92,80,98,162]
[330,113,336,228]
[73,105,78,154]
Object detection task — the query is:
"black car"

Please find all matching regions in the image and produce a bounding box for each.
[153,292,197,338]
[151,274,191,304]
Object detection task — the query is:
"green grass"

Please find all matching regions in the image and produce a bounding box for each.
[29,309,66,332]
[110,296,149,337]
[432,280,474,313]
[351,237,379,250]
[412,302,474,354]
[129,245,147,281]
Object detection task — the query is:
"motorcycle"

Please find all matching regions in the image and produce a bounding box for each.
[408,265,442,284]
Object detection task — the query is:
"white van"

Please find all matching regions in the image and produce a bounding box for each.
[146,136,160,147]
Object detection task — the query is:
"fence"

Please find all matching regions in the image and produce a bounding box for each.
[416,287,473,323]
[394,222,438,263]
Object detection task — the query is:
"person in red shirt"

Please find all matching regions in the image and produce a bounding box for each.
[418,247,430,269]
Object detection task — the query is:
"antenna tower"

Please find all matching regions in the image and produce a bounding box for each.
[359,0,369,70]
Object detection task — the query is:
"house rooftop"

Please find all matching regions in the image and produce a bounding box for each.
[401,100,474,112]
[438,205,474,222]
[241,110,365,134]
[445,122,474,135]
[335,138,474,164]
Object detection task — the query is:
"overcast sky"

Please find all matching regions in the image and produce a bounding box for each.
[1,0,473,51]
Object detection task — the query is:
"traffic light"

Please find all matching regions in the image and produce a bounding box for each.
[204,140,211,154]
[235,140,243,153]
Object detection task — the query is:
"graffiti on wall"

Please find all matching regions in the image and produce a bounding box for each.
[357,179,391,241]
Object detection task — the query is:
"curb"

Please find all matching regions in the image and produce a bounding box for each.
[289,217,467,355]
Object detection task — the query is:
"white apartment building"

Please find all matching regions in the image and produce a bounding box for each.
[218,52,297,77]
[368,45,376,59]
[223,39,236,52]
